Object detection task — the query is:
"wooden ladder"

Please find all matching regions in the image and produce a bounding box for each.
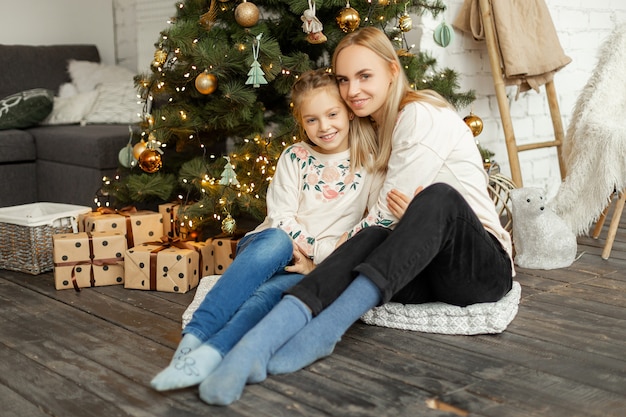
[478,0,566,187]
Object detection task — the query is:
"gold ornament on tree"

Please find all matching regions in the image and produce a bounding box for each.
[152,48,168,68]
[336,1,360,33]
[195,70,218,94]
[221,212,237,235]
[132,139,147,160]
[463,112,484,137]
[234,0,260,28]
[138,140,163,173]
[398,5,412,33]
[199,0,218,30]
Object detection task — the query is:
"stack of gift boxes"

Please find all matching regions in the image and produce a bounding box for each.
[51,203,243,293]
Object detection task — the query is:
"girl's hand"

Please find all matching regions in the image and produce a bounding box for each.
[387,186,423,219]
[285,243,316,274]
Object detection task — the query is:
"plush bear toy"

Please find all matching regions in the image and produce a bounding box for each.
[510,187,577,269]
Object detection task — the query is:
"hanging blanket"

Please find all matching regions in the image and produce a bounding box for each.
[453,0,571,95]
[549,26,626,235]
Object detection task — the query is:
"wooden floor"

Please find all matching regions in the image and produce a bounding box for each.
[1,208,625,417]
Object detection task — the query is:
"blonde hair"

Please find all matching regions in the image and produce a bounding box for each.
[332,27,453,172]
[290,68,377,171]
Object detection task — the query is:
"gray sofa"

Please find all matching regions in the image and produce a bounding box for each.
[0,44,130,208]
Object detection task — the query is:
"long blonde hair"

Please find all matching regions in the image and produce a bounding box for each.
[290,68,377,171]
[332,27,453,172]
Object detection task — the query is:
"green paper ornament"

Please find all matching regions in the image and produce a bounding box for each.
[434,21,454,47]
[118,143,137,168]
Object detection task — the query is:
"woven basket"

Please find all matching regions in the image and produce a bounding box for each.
[0,203,91,275]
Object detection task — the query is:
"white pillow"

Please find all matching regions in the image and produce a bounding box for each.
[68,60,136,93]
[83,81,143,124]
[58,82,79,98]
[41,90,98,125]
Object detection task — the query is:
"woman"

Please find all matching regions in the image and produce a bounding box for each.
[197,27,514,406]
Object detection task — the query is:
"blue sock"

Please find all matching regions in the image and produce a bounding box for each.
[267,275,381,375]
[170,333,202,363]
[150,344,222,391]
[198,295,312,406]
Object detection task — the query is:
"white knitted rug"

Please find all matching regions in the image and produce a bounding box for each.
[360,281,521,335]
[183,276,521,335]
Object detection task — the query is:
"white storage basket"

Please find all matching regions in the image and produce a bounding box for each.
[0,203,91,275]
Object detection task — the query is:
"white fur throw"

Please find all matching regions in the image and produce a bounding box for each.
[550,26,626,236]
[183,276,521,335]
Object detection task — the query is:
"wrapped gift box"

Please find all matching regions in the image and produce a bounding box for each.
[187,239,215,278]
[212,232,246,274]
[124,239,200,293]
[53,231,126,291]
[79,208,163,247]
[158,202,180,238]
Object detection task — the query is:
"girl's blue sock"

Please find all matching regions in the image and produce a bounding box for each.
[198,295,312,405]
[150,344,222,391]
[267,275,381,375]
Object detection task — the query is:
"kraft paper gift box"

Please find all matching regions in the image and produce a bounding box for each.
[80,208,163,247]
[212,232,246,274]
[53,231,126,291]
[158,202,180,238]
[187,239,215,278]
[124,239,200,293]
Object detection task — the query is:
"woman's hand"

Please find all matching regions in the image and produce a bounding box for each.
[285,243,316,274]
[387,186,423,219]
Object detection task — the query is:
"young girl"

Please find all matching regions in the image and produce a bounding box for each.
[149,68,380,391]
[197,27,514,406]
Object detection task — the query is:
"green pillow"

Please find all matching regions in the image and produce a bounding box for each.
[0,88,54,130]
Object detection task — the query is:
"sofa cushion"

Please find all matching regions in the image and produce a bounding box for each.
[0,89,54,130]
[84,82,143,124]
[0,44,100,99]
[68,60,136,93]
[28,124,130,170]
[0,129,36,163]
[41,90,99,125]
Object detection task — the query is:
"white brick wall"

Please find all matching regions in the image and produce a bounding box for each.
[113,0,626,197]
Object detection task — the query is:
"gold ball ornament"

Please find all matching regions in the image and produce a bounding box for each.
[336,7,361,33]
[399,13,413,32]
[195,71,218,95]
[152,49,167,67]
[132,140,147,160]
[221,213,237,235]
[378,0,390,5]
[138,148,163,173]
[463,112,484,137]
[234,1,260,28]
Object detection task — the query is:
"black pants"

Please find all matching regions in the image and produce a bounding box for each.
[287,183,513,316]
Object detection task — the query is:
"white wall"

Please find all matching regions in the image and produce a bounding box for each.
[414,0,626,197]
[0,0,117,66]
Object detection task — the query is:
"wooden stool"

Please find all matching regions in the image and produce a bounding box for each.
[592,189,626,260]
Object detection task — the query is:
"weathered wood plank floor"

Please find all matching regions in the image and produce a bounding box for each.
[1,206,625,417]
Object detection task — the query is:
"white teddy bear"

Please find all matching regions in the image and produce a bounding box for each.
[510,187,577,269]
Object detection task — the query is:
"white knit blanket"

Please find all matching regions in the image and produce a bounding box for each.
[183,276,521,335]
[360,281,521,335]
[550,26,626,235]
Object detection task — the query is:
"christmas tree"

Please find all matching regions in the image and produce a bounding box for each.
[101,0,475,237]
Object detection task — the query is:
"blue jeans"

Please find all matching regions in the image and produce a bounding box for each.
[183,228,303,355]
